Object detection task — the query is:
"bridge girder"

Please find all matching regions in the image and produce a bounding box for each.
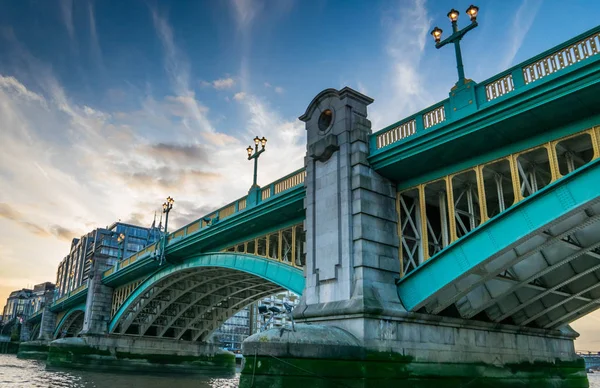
[109,253,303,341]
[397,157,600,330]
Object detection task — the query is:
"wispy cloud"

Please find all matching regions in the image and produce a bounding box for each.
[213,77,236,89]
[231,0,262,30]
[60,0,75,42]
[233,91,246,101]
[87,1,105,71]
[0,203,49,237]
[149,6,215,138]
[371,0,432,129]
[200,77,236,90]
[499,0,542,70]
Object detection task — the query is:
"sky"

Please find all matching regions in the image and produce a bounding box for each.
[0,0,599,349]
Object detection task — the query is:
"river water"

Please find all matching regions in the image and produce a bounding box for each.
[1,354,599,387]
[0,355,239,387]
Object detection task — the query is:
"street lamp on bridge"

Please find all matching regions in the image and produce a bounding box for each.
[117,233,126,261]
[247,136,267,189]
[159,196,174,265]
[431,4,479,86]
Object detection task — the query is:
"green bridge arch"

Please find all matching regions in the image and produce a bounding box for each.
[53,303,86,339]
[398,159,600,328]
[109,252,305,337]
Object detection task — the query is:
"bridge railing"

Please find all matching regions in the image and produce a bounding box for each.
[51,282,88,308]
[27,309,43,321]
[103,167,307,277]
[371,26,600,152]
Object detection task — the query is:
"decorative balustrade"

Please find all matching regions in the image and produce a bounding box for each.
[104,167,306,279]
[274,169,306,194]
[52,282,88,306]
[372,27,600,150]
[219,203,236,219]
[262,187,271,200]
[523,32,599,85]
[376,120,416,149]
[485,73,514,101]
[422,105,446,129]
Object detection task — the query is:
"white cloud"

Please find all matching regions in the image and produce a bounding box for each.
[150,7,218,141]
[370,0,434,130]
[213,77,236,89]
[233,91,247,101]
[499,0,542,70]
[264,82,271,88]
[274,86,284,94]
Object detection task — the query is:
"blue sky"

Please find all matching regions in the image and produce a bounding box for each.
[0,0,599,348]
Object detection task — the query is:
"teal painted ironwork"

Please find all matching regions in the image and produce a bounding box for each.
[431,6,479,86]
[52,303,86,339]
[102,182,304,288]
[371,25,600,157]
[247,136,267,188]
[397,158,600,312]
[108,252,304,333]
[103,167,306,281]
[49,285,89,313]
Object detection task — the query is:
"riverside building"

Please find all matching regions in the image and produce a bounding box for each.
[55,222,161,298]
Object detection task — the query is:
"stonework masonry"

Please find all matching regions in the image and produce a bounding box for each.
[240,87,587,387]
[297,87,403,323]
[81,255,113,335]
[38,292,57,340]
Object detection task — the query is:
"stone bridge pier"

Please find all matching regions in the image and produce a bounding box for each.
[240,87,588,388]
[17,290,58,359]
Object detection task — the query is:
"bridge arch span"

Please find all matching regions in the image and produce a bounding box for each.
[53,304,86,339]
[398,159,600,329]
[109,253,304,342]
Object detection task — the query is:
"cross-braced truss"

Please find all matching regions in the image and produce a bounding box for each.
[397,127,600,329]
[55,310,84,339]
[111,267,284,341]
[397,127,599,276]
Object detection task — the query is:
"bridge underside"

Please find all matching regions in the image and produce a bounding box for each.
[55,310,84,339]
[398,161,600,330]
[111,267,285,342]
[436,199,600,328]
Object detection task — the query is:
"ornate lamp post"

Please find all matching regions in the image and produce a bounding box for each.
[117,233,126,261]
[246,136,267,188]
[431,5,479,86]
[160,196,174,265]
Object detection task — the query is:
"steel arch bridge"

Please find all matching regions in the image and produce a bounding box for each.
[108,253,304,342]
[53,304,86,339]
[398,157,600,328]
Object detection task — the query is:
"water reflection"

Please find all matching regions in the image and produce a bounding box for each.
[0,355,239,388]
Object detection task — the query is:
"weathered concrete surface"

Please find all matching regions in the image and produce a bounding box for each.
[241,322,588,388]
[81,255,113,336]
[47,335,235,375]
[17,340,50,360]
[298,87,403,319]
[39,296,57,340]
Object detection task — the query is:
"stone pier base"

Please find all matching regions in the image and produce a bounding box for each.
[17,340,50,360]
[240,317,589,388]
[47,335,235,375]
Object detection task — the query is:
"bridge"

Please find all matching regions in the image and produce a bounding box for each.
[578,352,600,370]
[19,25,600,386]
